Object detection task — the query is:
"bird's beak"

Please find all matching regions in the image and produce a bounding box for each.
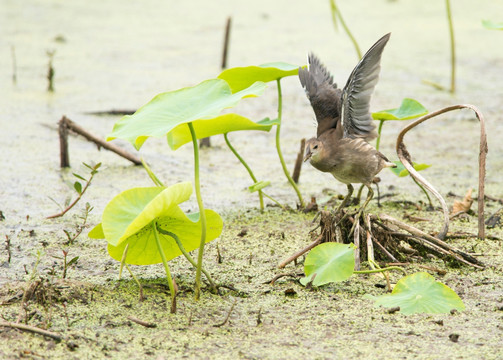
[303,149,312,162]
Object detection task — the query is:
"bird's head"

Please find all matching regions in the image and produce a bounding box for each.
[304,138,323,163]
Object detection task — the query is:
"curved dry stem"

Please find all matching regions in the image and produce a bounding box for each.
[396,104,487,240]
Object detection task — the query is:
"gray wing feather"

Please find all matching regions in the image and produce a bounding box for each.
[299,54,343,137]
[341,33,391,140]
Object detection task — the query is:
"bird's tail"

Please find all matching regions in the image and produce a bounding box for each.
[385,160,398,168]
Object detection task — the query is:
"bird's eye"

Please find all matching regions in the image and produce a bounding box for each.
[313,145,318,150]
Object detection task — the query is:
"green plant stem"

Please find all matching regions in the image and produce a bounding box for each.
[152,221,176,313]
[275,79,304,208]
[157,227,217,293]
[376,120,385,151]
[118,244,130,280]
[125,264,144,301]
[412,176,434,209]
[330,0,362,60]
[261,192,287,211]
[445,0,456,93]
[118,244,144,301]
[354,266,406,276]
[188,122,207,301]
[62,252,68,279]
[224,133,264,211]
[141,157,165,187]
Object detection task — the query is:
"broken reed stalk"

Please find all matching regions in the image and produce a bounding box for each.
[292,138,305,184]
[353,221,361,271]
[396,104,487,240]
[365,214,376,268]
[59,117,70,167]
[221,16,232,69]
[375,213,484,268]
[11,45,17,84]
[0,321,62,341]
[278,234,322,269]
[127,316,156,328]
[199,16,233,148]
[47,50,55,92]
[59,116,142,166]
[280,205,484,270]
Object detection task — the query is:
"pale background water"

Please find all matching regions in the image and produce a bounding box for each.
[1,0,502,233]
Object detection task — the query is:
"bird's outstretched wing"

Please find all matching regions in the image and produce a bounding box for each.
[299,54,343,137]
[341,33,391,140]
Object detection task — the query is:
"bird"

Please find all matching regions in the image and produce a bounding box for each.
[299,33,396,221]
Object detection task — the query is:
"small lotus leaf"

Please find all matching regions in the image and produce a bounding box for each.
[390,160,431,177]
[107,208,222,265]
[101,183,193,246]
[107,79,267,150]
[167,116,279,150]
[88,182,223,265]
[218,62,299,93]
[366,272,465,315]
[482,20,503,30]
[300,243,355,286]
[372,98,428,121]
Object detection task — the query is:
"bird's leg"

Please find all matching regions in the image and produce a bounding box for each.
[353,184,365,205]
[375,181,381,207]
[372,177,381,207]
[349,185,374,237]
[334,184,354,214]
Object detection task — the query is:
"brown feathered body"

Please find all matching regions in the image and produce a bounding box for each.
[300,33,395,188]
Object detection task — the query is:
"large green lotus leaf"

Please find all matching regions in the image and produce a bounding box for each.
[107,208,223,265]
[101,182,193,246]
[390,161,431,177]
[167,115,279,150]
[367,272,465,315]
[218,62,299,93]
[300,243,355,286]
[107,79,267,150]
[372,98,428,121]
[482,20,503,30]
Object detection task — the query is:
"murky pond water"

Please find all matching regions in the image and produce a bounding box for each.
[2,0,502,223]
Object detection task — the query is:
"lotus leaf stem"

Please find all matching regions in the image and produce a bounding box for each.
[188,122,207,300]
[141,157,165,187]
[375,120,385,151]
[224,133,264,211]
[412,176,434,209]
[261,192,287,211]
[275,79,304,208]
[329,0,362,60]
[157,227,217,293]
[125,264,144,302]
[152,221,176,313]
[445,0,456,93]
[354,266,406,276]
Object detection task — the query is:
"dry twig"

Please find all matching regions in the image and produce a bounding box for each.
[396,104,487,240]
[0,321,62,341]
[59,116,141,166]
[127,316,157,328]
[213,298,237,328]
